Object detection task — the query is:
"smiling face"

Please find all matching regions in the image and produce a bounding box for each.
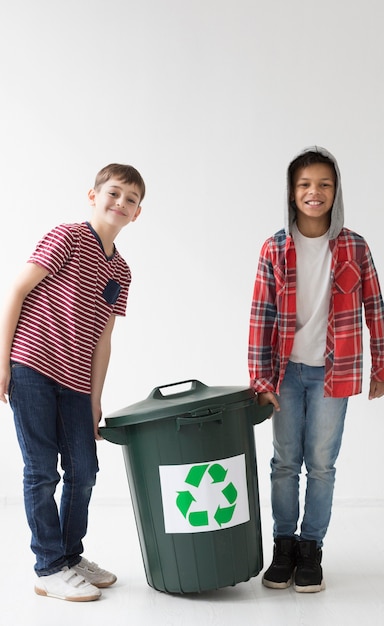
[291,162,336,236]
[88,177,142,233]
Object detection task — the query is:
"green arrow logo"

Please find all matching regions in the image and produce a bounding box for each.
[214,504,236,526]
[176,491,195,518]
[222,482,237,504]
[208,463,227,483]
[189,510,209,526]
[185,464,209,488]
[175,462,238,528]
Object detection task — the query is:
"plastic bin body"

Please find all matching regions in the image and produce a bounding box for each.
[100,380,272,594]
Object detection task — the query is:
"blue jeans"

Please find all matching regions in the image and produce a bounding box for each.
[271,361,348,547]
[9,363,99,576]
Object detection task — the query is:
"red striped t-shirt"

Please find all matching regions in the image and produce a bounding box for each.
[11,222,131,393]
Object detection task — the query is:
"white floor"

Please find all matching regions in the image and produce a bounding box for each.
[1,499,384,626]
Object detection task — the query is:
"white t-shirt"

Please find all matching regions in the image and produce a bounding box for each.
[290,223,331,367]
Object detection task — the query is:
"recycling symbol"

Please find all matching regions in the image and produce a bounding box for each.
[176,462,238,528]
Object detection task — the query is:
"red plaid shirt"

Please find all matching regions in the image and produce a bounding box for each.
[249,227,384,398]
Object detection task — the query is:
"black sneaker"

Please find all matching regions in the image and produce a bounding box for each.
[262,537,297,589]
[294,540,325,593]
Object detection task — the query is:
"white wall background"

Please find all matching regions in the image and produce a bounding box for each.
[1,0,383,508]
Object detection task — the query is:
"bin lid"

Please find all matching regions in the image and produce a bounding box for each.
[104,379,258,426]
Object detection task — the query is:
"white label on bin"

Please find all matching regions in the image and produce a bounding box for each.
[159,454,250,534]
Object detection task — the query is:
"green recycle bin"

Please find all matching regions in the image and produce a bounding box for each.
[100,379,272,594]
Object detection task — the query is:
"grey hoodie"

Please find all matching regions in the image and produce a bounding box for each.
[285,145,344,241]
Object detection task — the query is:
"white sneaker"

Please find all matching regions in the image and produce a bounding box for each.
[35,566,101,602]
[72,557,117,588]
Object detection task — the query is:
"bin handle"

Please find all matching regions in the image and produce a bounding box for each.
[176,408,223,430]
[98,426,127,445]
[149,379,207,399]
[252,403,274,425]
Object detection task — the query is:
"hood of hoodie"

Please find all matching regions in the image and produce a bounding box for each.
[285,145,344,240]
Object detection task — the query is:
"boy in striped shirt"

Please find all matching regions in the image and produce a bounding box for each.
[0,163,145,601]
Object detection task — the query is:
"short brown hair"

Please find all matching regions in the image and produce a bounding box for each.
[94,163,146,201]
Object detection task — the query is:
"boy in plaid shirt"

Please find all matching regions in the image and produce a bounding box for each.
[249,146,384,592]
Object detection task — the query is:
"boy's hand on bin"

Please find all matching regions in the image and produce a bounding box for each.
[256,391,280,415]
[369,379,384,400]
[92,404,104,440]
[0,364,10,404]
